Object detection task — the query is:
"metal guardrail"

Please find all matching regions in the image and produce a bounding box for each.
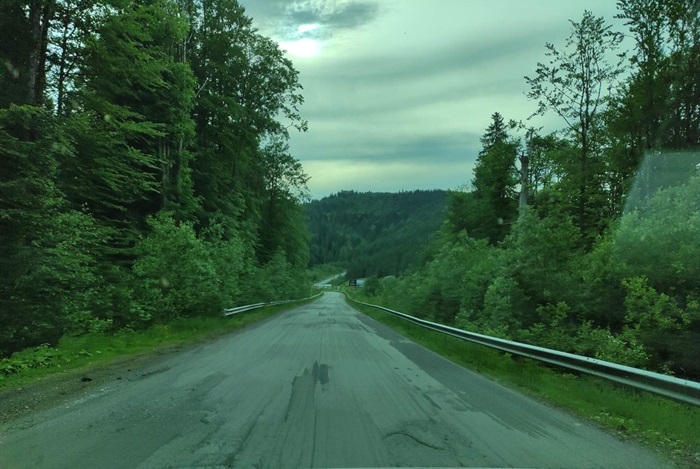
[223,292,323,317]
[345,293,700,407]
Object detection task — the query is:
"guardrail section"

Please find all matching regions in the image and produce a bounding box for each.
[223,292,323,317]
[345,293,700,407]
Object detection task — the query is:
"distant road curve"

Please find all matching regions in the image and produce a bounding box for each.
[0,292,672,468]
[314,271,345,287]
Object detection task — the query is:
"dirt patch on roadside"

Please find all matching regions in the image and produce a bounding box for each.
[0,344,188,425]
[0,307,292,426]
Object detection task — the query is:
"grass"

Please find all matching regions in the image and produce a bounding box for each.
[0,298,315,391]
[346,294,700,468]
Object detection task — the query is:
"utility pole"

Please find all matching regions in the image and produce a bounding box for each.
[518,151,529,216]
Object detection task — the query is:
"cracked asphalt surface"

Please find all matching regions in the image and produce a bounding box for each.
[0,292,673,468]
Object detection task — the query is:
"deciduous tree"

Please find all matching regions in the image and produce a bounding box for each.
[526,11,625,242]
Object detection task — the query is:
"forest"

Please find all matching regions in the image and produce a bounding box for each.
[306,190,447,279]
[0,0,311,358]
[355,2,700,380]
[2,0,699,383]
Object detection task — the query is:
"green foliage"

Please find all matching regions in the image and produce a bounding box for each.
[418,236,495,324]
[442,190,477,236]
[575,322,649,368]
[526,10,626,241]
[363,276,380,296]
[444,114,518,244]
[0,1,311,359]
[258,137,311,267]
[189,0,307,243]
[307,190,447,278]
[0,345,61,377]
[133,212,220,320]
[623,277,690,332]
[482,276,524,332]
[372,5,700,382]
[249,251,305,301]
[0,105,106,354]
[612,173,700,295]
[470,144,519,242]
[0,1,32,107]
[519,302,576,351]
[31,209,106,330]
[203,224,248,309]
[371,173,700,378]
[501,208,580,315]
[615,0,699,150]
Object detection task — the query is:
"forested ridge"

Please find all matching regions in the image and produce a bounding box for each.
[356,3,700,379]
[0,0,311,359]
[306,190,447,279]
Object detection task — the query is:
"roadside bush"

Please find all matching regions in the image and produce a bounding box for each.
[482,275,525,333]
[364,276,380,296]
[623,276,690,333]
[0,344,61,377]
[133,212,219,320]
[574,322,648,368]
[500,208,580,325]
[202,222,249,308]
[612,175,700,296]
[518,302,576,351]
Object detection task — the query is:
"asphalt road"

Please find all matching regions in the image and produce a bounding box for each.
[0,292,673,469]
[313,272,345,287]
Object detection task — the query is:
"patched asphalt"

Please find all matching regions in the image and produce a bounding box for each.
[0,292,674,468]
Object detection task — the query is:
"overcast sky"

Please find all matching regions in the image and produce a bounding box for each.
[237,0,624,199]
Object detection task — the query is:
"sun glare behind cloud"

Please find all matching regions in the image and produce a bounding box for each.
[298,23,320,33]
[280,38,322,58]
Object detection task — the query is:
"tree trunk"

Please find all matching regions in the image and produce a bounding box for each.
[27,0,52,108]
[579,132,588,238]
[56,17,70,115]
[36,3,51,106]
[27,0,42,105]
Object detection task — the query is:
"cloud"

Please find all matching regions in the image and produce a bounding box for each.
[286,1,379,31]
[292,130,481,164]
[290,27,559,140]
[310,30,548,84]
[239,0,624,198]
[286,29,547,167]
[303,158,475,199]
[242,0,381,41]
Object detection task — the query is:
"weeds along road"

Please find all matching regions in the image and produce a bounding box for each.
[0,292,672,469]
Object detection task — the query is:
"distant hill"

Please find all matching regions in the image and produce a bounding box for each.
[305,190,447,278]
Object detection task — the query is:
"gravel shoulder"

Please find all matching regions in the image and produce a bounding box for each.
[0,343,191,425]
